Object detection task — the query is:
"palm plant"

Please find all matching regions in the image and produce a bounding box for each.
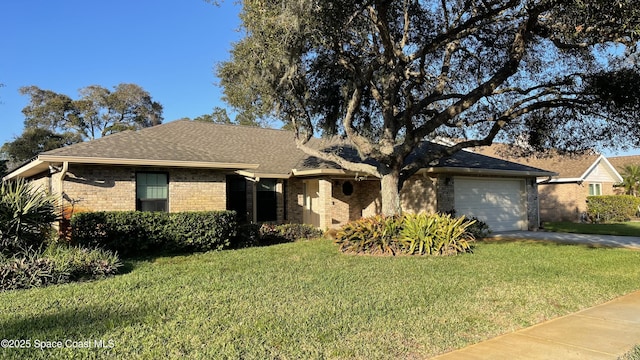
[0,178,59,255]
[620,164,640,197]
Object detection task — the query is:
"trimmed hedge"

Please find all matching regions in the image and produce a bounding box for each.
[586,195,640,223]
[71,211,237,257]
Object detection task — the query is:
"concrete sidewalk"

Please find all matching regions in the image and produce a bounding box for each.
[431,231,640,359]
[489,231,640,249]
[431,290,640,359]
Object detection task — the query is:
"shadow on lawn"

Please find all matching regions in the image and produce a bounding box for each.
[0,304,150,339]
[479,237,617,250]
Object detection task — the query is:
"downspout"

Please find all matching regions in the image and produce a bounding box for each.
[59,161,69,197]
[252,177,260,223]
[56,161,69,234]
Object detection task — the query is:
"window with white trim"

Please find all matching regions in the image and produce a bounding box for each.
[588,183,602,196]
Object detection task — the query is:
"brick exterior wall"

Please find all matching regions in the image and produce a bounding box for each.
[42,163,544,230]
[287,178,305,224]
[525,178,540,230]
[168,169,226,212]
[400,175,437,214]
[318,179,333,229]
[331,179,381,227]
[436,175,455,214]
[59,165,226,213]
[538,181,617,223]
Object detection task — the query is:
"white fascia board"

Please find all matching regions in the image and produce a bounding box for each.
[38,155,260,170]
[2,159,47,181]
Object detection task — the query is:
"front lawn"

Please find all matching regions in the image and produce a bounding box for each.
[544,221,640,237]
[1,239,640,359]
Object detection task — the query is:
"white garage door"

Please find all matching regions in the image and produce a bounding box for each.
[454,178,527,232]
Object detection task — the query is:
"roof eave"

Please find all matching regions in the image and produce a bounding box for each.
[38,155,260,170]
[421,167,557,178]
[292,168,360,177]
[540,177,583,184]
[234,170,291,179]
[2,159,48,181]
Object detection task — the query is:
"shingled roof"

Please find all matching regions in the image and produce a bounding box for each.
[608,155,640,172]
[5,120,556,180]
[296,139,555,177]
[473,143,619,181]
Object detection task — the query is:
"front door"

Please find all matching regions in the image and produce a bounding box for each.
[303,180,320,227]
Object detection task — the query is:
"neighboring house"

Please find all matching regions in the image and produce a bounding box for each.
[609,155,640,176]
[4,120,555,231]
[473,145,623,223]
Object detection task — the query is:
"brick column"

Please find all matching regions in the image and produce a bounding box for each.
[318,178,333,229]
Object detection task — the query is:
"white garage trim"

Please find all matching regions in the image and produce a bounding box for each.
[454,177,528,232]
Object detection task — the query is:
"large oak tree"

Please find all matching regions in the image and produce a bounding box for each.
[218,0,640,215]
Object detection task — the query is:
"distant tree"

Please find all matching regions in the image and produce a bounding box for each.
[620,164,640,197]
[218,0,640,215]
[192,106,263,127]
[193,107,233,124]
[20,83,163,141]
[1,128,74,167]
[0,160,7,178]
[2,83,163,166]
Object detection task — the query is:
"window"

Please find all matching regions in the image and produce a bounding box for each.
[137,172,168,211]
[257,179,277,222]
[342,181,354,196]
[588,183,602,196]
[226,176,247,222]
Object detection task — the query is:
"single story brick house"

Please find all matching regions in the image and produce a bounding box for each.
[4,120,555,231]
[473,145,623,223]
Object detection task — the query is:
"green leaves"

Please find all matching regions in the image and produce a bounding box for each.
[3,83,164,165]
[71,211,238,257]
[0,178,58,256]
[335,213,476,256]
[399,213,475,256]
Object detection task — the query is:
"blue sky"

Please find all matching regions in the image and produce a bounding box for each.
[0,1,637,157]
[0,0,241,146]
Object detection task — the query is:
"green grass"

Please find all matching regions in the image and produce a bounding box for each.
[1,239,640,359]
[620,345,640,360]
[544,221,640,237]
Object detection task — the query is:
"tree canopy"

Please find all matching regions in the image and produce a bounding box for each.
[620,164,640,197]
[191,106,263,126]
[218,0,640,215]
[20,83,163,141]
[2,83,163,166]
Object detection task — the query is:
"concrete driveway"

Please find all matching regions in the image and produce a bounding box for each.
[489,231,640,249]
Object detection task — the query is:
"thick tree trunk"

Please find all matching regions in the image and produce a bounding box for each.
[380,172,402,216]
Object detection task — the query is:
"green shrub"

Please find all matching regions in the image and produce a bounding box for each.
[167,212,237,252]
[587,195,640,223]
[335,213,475,256]
[335,215,403,255]
[464,216,491,239]
[0,179,58,256]
[258,223,323,245]
[42,244,121,281]
[400,213,474,256]
[233,223,261,248]
[71,211,237,257]
[0,245,121,291]
[0,253,58,290]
